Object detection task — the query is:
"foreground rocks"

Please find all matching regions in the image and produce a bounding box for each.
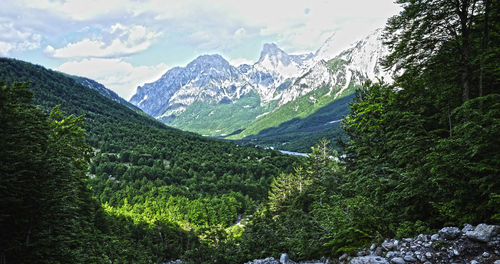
[245,223,500,264]
[243,253,329,264]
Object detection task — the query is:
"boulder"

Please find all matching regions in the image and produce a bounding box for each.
[462,224,474,233]
[465,224,500,242]
[439,226,461,240]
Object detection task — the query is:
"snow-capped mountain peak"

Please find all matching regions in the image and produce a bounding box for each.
[129,28,393,134]
[253,43,314,86]
[257,43,291,66]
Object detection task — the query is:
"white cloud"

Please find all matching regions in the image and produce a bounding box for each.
[56,58,168,99]
[45,24,161,58]
[228,57,253,67]
[233,28,247,41]
[13,0,400,57]
[0,22,41,55]
[136,0,400,53]
[22,0,127,21]
[234,0,399,52]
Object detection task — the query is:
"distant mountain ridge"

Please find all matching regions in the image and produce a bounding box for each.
[70,75,142,112]
[129,29,392,148]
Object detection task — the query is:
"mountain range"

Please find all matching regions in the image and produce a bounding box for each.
[129,28,392,151]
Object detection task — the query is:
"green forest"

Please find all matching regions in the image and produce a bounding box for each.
[0,60,301,263]
[1,0,500,263]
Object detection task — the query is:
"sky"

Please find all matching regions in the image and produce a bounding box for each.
[1,0,401,100]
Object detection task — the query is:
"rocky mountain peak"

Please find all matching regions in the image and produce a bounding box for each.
[187,54,231,70]
[257,43,291,67]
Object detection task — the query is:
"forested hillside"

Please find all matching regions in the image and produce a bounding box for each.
[211,0,499,262]
[0,58,301,263]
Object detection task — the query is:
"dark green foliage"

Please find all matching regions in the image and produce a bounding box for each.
[339,0,500,240]
[0,82,196,263]
[70,74,143,112]
[426,94,500,224]
[1,82,51,262]
[229,140,345,261]
[0,82,93,263]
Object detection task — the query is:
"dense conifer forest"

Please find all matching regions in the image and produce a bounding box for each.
[1,0,499,263]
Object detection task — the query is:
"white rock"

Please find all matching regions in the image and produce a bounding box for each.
[350,256,389,264]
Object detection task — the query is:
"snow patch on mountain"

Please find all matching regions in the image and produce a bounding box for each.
[276,60,334,107]
[314,32,340,62]
[244,43,314,103]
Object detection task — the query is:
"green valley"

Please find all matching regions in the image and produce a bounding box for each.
[234,94,354,152]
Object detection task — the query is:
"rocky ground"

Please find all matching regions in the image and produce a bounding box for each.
[244,223,500,264]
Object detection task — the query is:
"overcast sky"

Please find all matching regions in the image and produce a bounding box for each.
[1,0,401,99]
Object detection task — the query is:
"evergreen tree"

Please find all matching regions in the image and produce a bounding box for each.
[0,82,93,263]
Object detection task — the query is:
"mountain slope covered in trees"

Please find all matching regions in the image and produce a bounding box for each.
[234,93,354,152]
[0,58,300,263]
[70,74,142,112]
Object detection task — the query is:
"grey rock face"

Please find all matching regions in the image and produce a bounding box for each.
[416,234,428,242]
[280,253,289,263]
[357,224,499,264]
[466,224,500,242]
[129,29,391,133]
